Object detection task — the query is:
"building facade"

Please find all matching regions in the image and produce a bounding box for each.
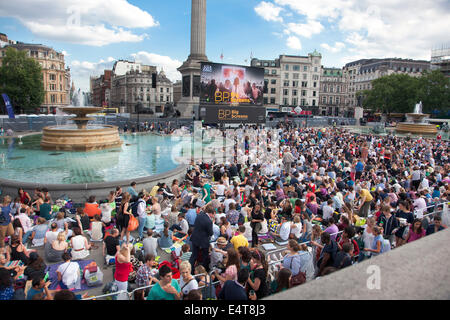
[251,50,322,114]
[431,47,450,77]
[343,58,430,109]
[110,62,173,114]
[0,41,70,113]
[90,70,112,107]
[319,67,348,117]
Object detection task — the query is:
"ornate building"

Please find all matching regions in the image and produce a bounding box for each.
[0,42,70,113]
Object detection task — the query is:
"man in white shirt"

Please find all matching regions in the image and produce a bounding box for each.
[57,252,80,290]
[270,216,291,242]
[223,193,236,214]
[322,199,335,220]
[44,222,59,245]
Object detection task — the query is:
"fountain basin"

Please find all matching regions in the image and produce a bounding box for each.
[395,123,437,134]
[41,125,123,151]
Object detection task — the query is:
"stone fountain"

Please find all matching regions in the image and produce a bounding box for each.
[396,102,437,134]
[40,107,122,151]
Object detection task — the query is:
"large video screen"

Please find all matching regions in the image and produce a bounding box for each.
[200,62,264,106]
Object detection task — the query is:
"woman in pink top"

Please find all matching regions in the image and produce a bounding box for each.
[406,218,426,243]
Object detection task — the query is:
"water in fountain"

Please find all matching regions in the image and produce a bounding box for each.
[413,101,423,114]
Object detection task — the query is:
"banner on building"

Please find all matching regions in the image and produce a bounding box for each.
[1,94,15,119]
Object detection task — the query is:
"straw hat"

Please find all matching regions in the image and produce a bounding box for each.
[216,237,228,246]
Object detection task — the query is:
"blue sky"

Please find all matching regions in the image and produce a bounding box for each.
[1,0,449,91]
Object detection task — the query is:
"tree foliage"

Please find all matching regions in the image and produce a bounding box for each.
[0,47,45,113]
[358,70,450,117]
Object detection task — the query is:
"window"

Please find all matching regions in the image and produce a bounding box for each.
[167,88,170,93]
[292,81,298,87]
[314,67,318,72]
[264,62,269,67]
[313,91,316,97]
[271,69,277,75]
[284,81,289,87]
[301,81,308,87]
[285,65,289,71]
[303,66,308,71]
[336,97,340,104]
[270,97,276,104]
[292,98,298,105]
[302,90,306,96]
[322,97,326,104]
[271,79,277,85]
[160,95,164,102]
[293,65,300,71]
[285,73,289,79]
[264,69,269,74]
[329,86,333,93]
[313,75,319,81]
[263,97,268,104]
[283,98,289,105]
[283,89,289,96]
[324,85,327,92]
[329,97,333,104]
[336,86,340,93]
[312,99,316,106]
[160,88,163,93]
[303,74,307,80]
[271,88,276,94]
[293,73,299,79]
[264,79,269,93]
[271,62,276,67]
[301,98,306,106]
[49,74,56,81]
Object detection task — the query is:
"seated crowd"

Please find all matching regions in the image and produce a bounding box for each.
[0,126,449,300]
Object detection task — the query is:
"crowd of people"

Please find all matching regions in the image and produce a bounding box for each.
[0,124,449,300]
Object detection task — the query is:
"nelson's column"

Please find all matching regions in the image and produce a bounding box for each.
[177,0,208,118]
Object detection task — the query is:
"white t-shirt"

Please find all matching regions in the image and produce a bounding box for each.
[322,205,334,220]
[57,261,80,288]
[45,230,59,245]
[179,278,199,296]
[290,222,303,239]
[223,199,236,213]
[179,218,189,234]
[279,222,291,241]
[215,184,226,197]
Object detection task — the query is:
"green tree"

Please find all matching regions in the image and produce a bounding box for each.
[359,73,419,114]
[416,70,450,116]
[0,47,45,113]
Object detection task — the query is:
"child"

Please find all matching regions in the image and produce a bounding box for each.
[180,243,192,262]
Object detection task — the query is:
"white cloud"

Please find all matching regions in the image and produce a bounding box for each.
[274,0,350,20]
[254,1,284,23]
[320,42,346,53]
[69,52,182,92]
[130,51,182,82]
[286,36,302,50]
[265,0,450,62]
[285,20,324,38]
[69,56,116,91]
[0,0,158,46]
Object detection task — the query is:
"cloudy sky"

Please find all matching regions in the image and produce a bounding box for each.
[0,0,449,91]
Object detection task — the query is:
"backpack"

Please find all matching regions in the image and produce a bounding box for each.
[131,199,145,217]
[102,281,119,300]
[83,261,103,287]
